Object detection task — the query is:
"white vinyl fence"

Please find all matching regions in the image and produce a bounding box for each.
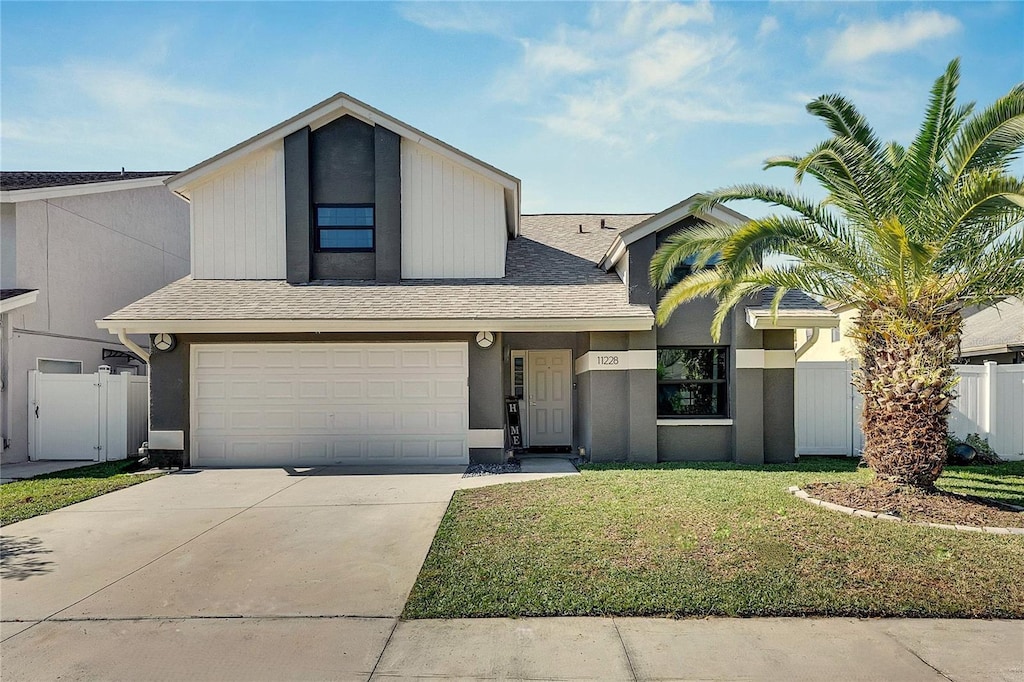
[797,361,1024,460]
[28,367,149,461]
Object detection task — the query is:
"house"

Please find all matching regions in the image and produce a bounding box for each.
[97,93,837,467]
[1,172,190,464]
[956,298,1023,365]
[795,302,857,363]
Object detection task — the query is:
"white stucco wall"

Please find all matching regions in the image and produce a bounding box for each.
[1,184,189,463]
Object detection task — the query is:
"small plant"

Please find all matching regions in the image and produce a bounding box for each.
[946,432,1003,465]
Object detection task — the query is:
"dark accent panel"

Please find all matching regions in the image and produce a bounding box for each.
[374,127,402,283]
[586,371,630,461]
[763,329,795,350]
[470,448,505,464]
[628,233,657,307]
[312,252,375,280]
[469,337,503,430]
[628,368,657,462]
[658,425,732,461]
[284,127,311,284]
[733,367,765,464]
[763,368,796,463]
[311,116,375,205]
[310,116,377,280]
[148,336,190,462]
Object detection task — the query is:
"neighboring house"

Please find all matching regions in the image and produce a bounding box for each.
[98,93,836,468]
[957,297,1023,364]
[795,302,857,362]
[796,298,1024,366]
[1,172,190,464]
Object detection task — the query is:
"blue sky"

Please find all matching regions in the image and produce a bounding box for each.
[2,1,1021,213]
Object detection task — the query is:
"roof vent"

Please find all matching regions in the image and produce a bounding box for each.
[578,224,588,234]
[600,218,614,229]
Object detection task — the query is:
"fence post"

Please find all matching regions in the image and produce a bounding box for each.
[982,361,998,438]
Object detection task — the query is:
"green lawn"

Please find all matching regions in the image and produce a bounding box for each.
[1,461,163,526]
[405,460,1024,619]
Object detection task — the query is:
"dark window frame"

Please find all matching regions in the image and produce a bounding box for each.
[314,203,375,253]
[656,346,729,419]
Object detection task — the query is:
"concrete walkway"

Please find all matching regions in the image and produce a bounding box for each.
[2,466,1020,681]
[0,459,96,484]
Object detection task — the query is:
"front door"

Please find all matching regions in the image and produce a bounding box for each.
[526,350,572,447]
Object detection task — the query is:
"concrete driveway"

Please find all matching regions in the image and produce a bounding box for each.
[3,466,1021,681]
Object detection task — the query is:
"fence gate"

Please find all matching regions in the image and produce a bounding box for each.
[28,368,149,462]
[797,360,1024,460]
[796,361,862,457]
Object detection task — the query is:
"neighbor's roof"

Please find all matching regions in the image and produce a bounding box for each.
[99,214,655,333]
[0,288,39,314]
[959,297,1024,356]
[745,288,838,330]
[0,171,174,191]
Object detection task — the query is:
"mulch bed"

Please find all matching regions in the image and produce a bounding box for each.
[804,481,1024,528]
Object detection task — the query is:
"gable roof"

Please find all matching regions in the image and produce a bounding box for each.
[0,172,174,202]
[598,194,748,270]
[959,297,1024,356]
[166,92,521,234]
[97,213,654,334]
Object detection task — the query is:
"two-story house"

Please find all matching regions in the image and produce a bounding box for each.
[98,94,836,467]
[1,172,190,464]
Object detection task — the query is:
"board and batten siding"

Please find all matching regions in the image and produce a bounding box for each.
[190,142,287,279]
[400,139,506,279]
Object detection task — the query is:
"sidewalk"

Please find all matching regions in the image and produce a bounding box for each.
[0,460,94,484]
[3,616,1019,680]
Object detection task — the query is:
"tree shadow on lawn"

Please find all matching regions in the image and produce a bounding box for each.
[582,457,862,474]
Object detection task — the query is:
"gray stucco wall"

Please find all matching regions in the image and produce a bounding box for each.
[284,116,402,282]
[148,333,504,466]
[2,186,188,463]
[284,127,311,285]
[625,224,798,464]
[374,127,402,284]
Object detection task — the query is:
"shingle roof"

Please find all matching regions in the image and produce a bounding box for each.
[104,214,656,324]
[749,287,833,314]
[0,171,174,191]
[0,288,36,301]
[960,297,1024,354]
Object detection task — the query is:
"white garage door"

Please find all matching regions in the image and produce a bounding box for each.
[190,343,469,467]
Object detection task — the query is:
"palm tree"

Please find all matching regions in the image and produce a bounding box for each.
[650,58,1024,489]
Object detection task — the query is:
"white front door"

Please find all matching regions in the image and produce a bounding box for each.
[526,349,572,447]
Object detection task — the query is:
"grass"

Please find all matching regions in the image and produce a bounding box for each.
[404,459,1024,619]
[1,460,163,526]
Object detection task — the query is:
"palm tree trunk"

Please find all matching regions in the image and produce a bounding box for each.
[851,304,962,489]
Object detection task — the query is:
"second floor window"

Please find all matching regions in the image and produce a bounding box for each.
[315,205,374,252]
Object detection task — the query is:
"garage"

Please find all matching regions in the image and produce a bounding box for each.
[189,342,469,466]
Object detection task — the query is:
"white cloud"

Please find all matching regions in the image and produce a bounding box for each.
[1,61,253,168]
[397,2,512,36]
[828,11,961,64]
[521,41,596,76]
[757,16,780,40]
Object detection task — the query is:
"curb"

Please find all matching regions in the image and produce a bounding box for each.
[786,486,1024,535]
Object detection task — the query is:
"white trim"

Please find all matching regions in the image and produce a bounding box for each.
[574,350,657,374]
[0,176,172,203]
[657,419,734,426]
[735,349,796,369]
[167,93,519,198]
[98,316,654,335]
[468,429,504,449]
[746,309,839,330]
[598,195,748,270]
[149,430,184,450]
[0,290,39,313]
